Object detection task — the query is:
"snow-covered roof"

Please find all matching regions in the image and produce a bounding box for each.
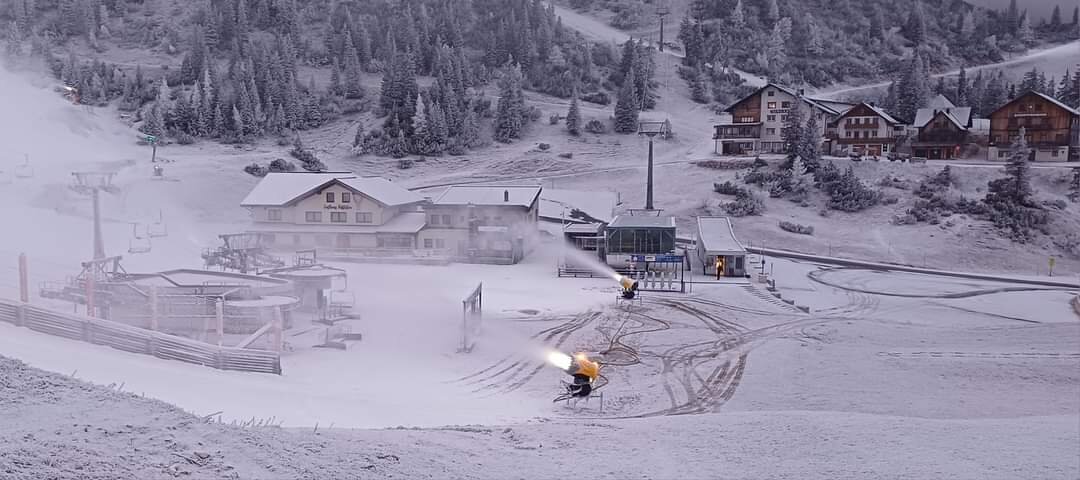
[864,104,903,125]
[247,211,427,234]
[338,177,425,207]
[539,189,617,224]
[1026,91,1080,116]
[434,185,542,208]
[609,215,676,229]
[723,83,851,117]
[925,94,956,110]
[241,172,352,206]
[240,173,423,207]
[914,106,973,129]
[696,216,746,254]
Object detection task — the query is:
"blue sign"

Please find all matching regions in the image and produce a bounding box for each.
[631,254,683,263]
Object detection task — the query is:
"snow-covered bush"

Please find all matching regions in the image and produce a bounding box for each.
[778,221,814,235]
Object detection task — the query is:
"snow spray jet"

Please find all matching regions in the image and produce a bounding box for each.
[531,231,640,299]
[546,350,600,398]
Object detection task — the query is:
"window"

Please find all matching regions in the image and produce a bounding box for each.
[430,215,441,225]
[767,90,775,96]
[781,115,789,122]
[739,116,754,123]
[341,192,352,203]
[767,101,777,109]
[845,131,852,138]
[330,212,347,223]
[442,215,452,225]
[871,130,878,138]
[781,101,791,108]
[356,212,373,224]
[325,192,335,203]
[1051,149,1058,157]
[998,150,1007,158]
[766,128,776,135]
[767,115,776,122]
[882,144,890,152]
[267,209,282,221]
[424,239,434,248]
[305,211,322,223]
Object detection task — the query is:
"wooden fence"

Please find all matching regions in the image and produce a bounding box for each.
[0,298,280,375]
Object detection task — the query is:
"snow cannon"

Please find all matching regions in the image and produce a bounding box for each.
[616,274,639,299]
[549,352,600,398]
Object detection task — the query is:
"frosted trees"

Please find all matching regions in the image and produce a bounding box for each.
[566,89,581,136]
[613,67,639,134]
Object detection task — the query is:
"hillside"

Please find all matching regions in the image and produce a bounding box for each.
[559,0,1080,89]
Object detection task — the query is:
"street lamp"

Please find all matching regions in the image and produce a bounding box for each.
[638,120,667,211]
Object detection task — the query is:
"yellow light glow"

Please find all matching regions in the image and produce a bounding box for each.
[546,351,572,370]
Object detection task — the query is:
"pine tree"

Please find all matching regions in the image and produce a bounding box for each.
[987,126,1033,206]
[782,97,805,162]
[870,7,885,41]
[801,113,821,171]
[934,76,947,96]
[1073,7,1079,26]
[896,53,929,122]
[731,0,745,28]
[1020,67,1041,93]
[353,120,365,148]
[613,65,639,134]
[566,89,581,136]
[329,60,343,97]
[342,28,364,99]
[904,2,926,44]
[882,81,899,113]
[789,156,813,195]
[1006,0,1020,32]
[1017,13,1034,45]
[805,15,824,56]
[632,42,656,110]
[461,102,481,148]
[764,0,779,24]
[1059,69,1079,106]
[956,68,969,106]
[494,65,526,143]
[1050,5,1062,28]
[689,67,710,103]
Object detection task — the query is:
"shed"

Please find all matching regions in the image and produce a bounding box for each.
[695,216,747,278]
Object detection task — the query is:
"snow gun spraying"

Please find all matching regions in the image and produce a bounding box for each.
[547,350,601,399]
[615,274,639,300]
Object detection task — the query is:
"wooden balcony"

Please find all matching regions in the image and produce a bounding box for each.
[713,124,762,140]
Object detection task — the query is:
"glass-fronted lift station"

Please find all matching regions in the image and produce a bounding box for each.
[604,214,680,270]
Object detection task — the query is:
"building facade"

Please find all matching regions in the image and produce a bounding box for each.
[241,173,427,251]
[713,84,852,155]
[827,103,905,157]
[988,91,1080,162]
[418,185,542,264]
[911,95,974,160]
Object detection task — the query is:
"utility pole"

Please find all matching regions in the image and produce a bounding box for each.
[657,6,670,52]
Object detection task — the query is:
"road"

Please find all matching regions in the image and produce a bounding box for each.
[545,2,767,88]
[816,40,1080,99]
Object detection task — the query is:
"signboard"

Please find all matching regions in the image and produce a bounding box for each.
[477,226,509,233]
[631,254,683,263]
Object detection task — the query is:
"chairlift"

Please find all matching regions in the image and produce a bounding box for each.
[128,224,152,254]
[147,210,168,238]
[14,155,34,179]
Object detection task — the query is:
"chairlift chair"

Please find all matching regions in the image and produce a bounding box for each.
[128,224,152,254]
[14,155,33,179]
[147,210,168,238]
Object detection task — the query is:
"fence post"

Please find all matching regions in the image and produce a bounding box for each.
[215,297,224,347]
[149,286,159,331]
[272,306,283,352]
[18,253,28,303]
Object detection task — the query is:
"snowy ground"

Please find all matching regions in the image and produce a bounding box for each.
[3,46,1080,479]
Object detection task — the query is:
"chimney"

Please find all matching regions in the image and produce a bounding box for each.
[503,190,509,202]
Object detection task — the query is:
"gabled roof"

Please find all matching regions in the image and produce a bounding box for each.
[241,172,351,207]
[925,94,956,110]
[338,177,425,207]
[723,83,850,116]
[433,185,542,208]
[991,90,1080,117]
[240,172,424,207]
[696,216,745,254]
[838,102,903,125]
[914,106,973,129]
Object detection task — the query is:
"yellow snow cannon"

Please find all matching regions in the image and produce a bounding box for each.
[548,351,600,398]
[616,274,639,299]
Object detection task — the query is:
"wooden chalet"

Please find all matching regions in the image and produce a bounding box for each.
[988,91,1080,162]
